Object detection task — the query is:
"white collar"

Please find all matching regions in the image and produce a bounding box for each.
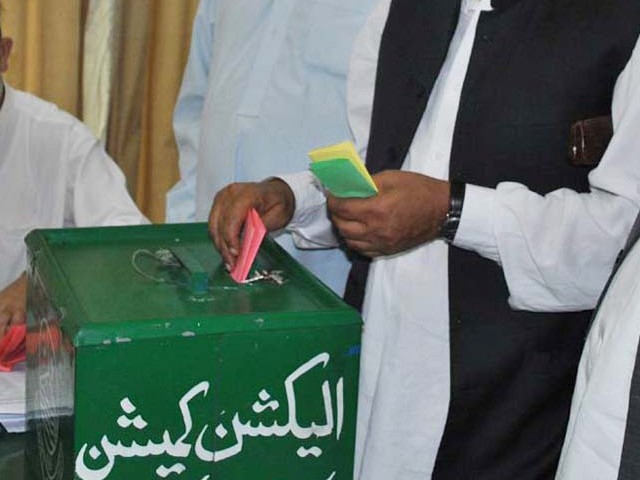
[462,0,493,13]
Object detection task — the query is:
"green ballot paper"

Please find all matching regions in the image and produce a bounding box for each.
[308,140,378,198]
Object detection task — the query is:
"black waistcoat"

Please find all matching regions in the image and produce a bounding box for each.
[343,0,640,478]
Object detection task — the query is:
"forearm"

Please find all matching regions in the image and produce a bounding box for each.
[454,34,640,311]
[455,183,638,311]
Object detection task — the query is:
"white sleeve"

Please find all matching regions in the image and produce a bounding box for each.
[67,123,149,227]
[166,0,217,223]
[280,171,340,249]
[454,35,640,312]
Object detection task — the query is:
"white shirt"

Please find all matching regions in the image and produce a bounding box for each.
[166,0,378,295]
[556,236,640,479]
[0,84,147,291]
[284,1,640,478]
[556,39,640,478]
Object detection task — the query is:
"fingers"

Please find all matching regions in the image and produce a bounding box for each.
[209,185,248,269]
[327,194,370,222]
[219,200,247,267]
[332,216,385,257]
[327,193,380,252]
[342,238,381,258]
[331,215,369,242]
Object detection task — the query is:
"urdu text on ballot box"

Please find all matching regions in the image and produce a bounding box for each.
[24,223,361,480]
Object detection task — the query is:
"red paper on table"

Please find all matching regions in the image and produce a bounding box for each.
[0,324,26,372]
[230,208,267,283]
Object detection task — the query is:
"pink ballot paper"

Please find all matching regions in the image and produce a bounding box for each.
[230,208,267,283]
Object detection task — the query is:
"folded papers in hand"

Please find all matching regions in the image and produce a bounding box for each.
[308,140,378,198]
[0,325,26,372]
[230,208,267,283]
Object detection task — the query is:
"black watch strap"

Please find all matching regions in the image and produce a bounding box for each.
[439,181,466,243]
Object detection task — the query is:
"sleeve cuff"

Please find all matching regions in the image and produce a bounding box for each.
[275,171,325,226]
[275,171,339,248]
[453,184,500,264]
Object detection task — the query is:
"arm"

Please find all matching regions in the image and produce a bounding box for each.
[208,171,352,269]
[453,35,640,312]
[166,0,217,223]
[66,121,148,227]
[343,4,640,312]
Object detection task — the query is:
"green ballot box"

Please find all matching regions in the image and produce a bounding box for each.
[23,224,361,480]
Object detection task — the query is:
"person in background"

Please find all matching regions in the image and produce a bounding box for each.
[166,0,378,295]
[555,207,640,479]
[555,53,640,476]
[210,0,640,478]
[553,42,640,479]
[0,4,147,337]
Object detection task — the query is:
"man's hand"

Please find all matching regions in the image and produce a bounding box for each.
[0,272,27,337]
[327,170,450,257]
[209,179,296,269]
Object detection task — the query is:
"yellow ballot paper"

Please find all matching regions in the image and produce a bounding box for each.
[308,140,378,198]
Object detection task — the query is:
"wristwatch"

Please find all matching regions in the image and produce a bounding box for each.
[439,181,466,243]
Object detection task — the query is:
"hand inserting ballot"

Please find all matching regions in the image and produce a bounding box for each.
[209,170,452,267]
[209,179,295,271]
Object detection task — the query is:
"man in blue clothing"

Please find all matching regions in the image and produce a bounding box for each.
[166,0,378,295]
